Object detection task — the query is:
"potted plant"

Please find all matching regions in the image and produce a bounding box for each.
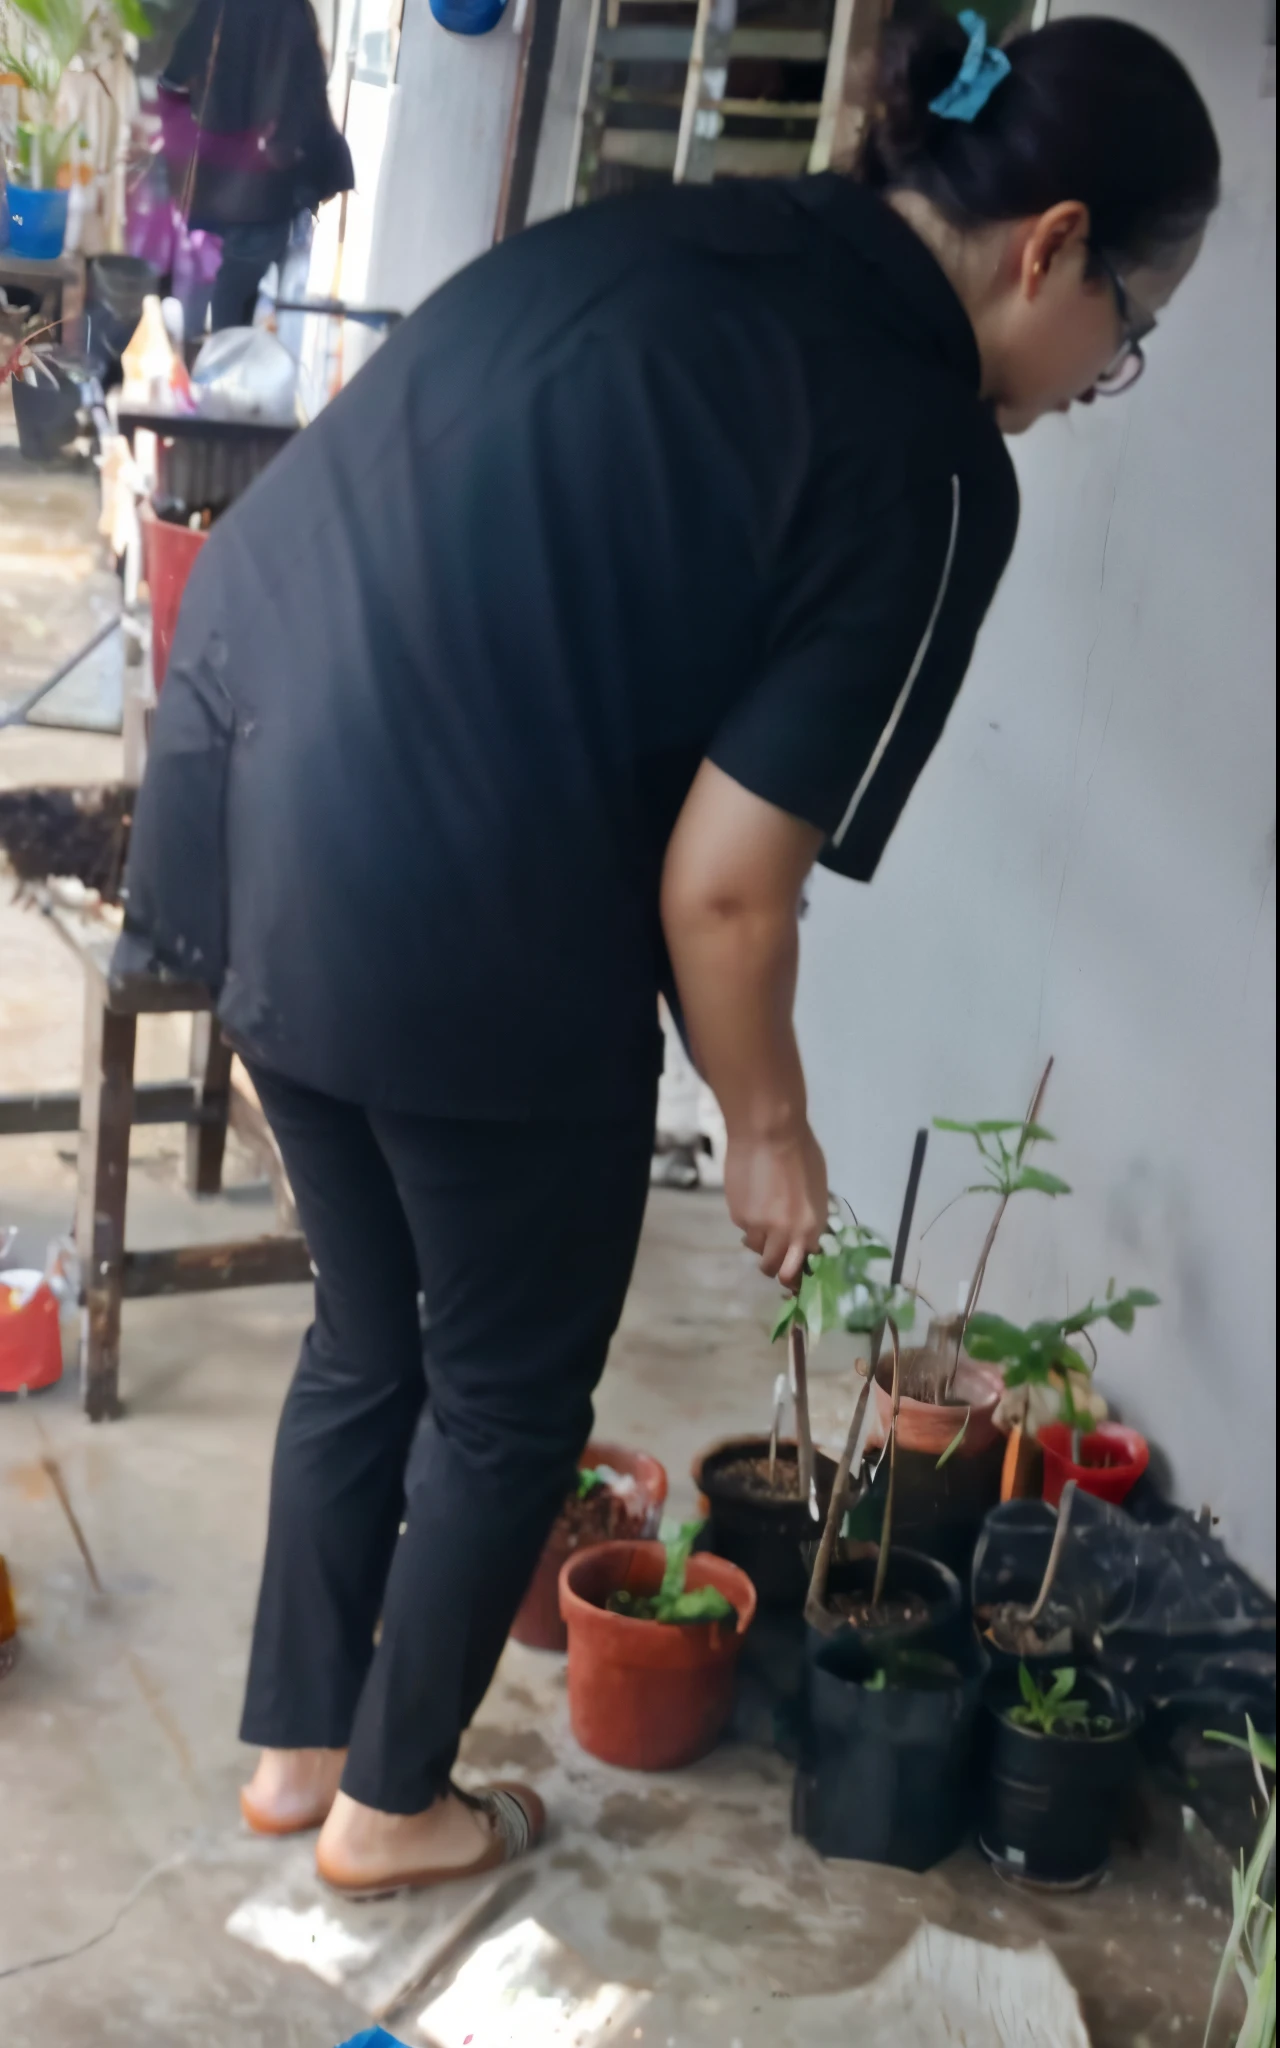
[794,1635,988,1870]
[793,1208,967,1656]
[963,1286,1158,1506]
[2,0,149,258]
[970,1482,1089,1678]
[510,1441,667,1652]
[979,1660,1141,1886]
[693,1263,850,1609]
[845,1067,1069,1568]
[559,1520,756,1770]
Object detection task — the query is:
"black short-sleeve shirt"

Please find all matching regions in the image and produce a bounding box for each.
[122,176,1018,1117]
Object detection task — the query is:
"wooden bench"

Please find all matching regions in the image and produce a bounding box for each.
[0,894,311,1419]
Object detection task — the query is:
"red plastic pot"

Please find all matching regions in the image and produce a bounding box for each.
[510,1442,667,1652]
[0,1270,63,1395]
[1038,1422,1149,1508]
[559,1540,756,1770]
[140,503,208,691]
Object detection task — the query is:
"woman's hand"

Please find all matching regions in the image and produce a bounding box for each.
[725,1124,828,1287]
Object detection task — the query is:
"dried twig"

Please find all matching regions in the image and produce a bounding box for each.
[1027,1479,1077,1623]
[40,1456,104,1596]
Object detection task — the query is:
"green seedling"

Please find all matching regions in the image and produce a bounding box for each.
[770,1220,915,1345]
[1007,1663,1113,1738]
[606,1520,735,1626]
[575,1467,605,1500]
[964,1285,1159,1426]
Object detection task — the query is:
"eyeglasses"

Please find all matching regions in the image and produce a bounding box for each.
[1091,247,1157,397]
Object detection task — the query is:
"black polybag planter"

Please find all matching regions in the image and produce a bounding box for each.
[699,1438,838,1609]
[805,1547,967,1664]
[978,1670,1141,1887]
[794,1632,987,1871]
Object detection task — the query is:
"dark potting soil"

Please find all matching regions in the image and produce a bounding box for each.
[551,1481,633,1552]
[710,1452,804,1504]
[826,1593,930,1630]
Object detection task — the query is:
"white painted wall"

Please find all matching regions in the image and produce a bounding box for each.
[363,0,526,311]
[797,0,1276,1585]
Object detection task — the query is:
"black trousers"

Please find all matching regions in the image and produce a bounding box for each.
[239,1063,655,1813]
[210,218,293,332]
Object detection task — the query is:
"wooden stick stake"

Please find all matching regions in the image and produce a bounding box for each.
[870,1321,902,1610]
[804,1128,928,1632]
[790,1322,815,1511]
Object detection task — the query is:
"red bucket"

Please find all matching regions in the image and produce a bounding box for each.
[141,503,208,691]
[0,1270,63,1395]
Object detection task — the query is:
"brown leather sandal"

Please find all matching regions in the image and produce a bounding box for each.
[316,1782,546,1899]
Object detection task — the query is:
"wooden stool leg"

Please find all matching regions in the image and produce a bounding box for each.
[76,985,137,1422]
[186,1015,234,1196]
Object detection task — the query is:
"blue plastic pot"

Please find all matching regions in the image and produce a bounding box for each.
[5,186,69,261]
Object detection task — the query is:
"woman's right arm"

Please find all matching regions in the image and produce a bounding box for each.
[661,759,828,1288]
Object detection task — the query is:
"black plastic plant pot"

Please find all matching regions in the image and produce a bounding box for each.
[696,1437,838,1609]
[793,1634,987,1871]
[12,369,83,462]
[978,1671,1142,1888]
[878,1438,1008,1581]
[806,1547,967,1664]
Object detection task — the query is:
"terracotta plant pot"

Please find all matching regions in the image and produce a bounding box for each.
[559,1539,756,1770]
[693,1435,838,1609]
[872,1346,1007,1457]
[510,1442,667,1652]
[1038,1423,1149,1508]
[868,1342,1008,1575]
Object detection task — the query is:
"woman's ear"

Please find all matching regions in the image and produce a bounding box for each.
[1021,201,1092,299]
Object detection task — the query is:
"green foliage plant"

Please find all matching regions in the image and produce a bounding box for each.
[606,1520,734,1626]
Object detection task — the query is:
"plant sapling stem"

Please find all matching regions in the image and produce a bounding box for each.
[947,1057,1054,1398]
[871,1320,902,1611]
[790,1322,814,1509]
[1028,1479,1077,1624]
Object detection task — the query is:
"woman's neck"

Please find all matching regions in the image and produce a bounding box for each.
[886,190,1008,397]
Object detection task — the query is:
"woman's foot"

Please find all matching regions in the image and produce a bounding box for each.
[316,1782,545,1896]
[240,1747,347,1835]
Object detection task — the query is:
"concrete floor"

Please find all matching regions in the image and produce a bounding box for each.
[0,725,1238,2047]
[0,389,122,727]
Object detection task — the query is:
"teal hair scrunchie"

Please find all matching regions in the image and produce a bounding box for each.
[928,11,1012,122]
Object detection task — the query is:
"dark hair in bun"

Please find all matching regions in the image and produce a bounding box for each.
[858,11,1220,271]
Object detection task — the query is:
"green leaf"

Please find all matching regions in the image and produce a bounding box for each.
[1011,1166,1073,1197]
[932,1116,982,1134]
[658,1521,700,1606]
[974,1119,1030,1135]
[1018,1123,1056,1146]
[1018,1662,1038,1709]
[935,1412,970,1469]
[963,1313,1030,1365]
[575,1467,604,1499]
[1046,1667,1077,1705]
[863,1668,888,1692]
[661,1585,735,1624]
[113,0,153,36]
[770,1295,800,1343]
